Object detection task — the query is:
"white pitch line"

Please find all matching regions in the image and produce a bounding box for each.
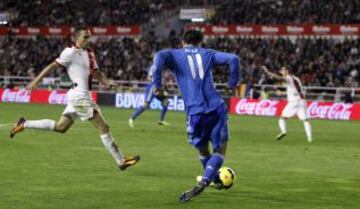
[0,123,13,128]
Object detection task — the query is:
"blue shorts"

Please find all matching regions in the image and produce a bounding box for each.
[186,104,229,151]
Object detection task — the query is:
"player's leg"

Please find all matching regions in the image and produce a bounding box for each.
[302,119,312,143]
[53,115,74,133]
[10,114,74,138]
[129,86,154,128]
[201,104,228,187]
[129,101,151,128]
[90,109,140,170]
[198,146,211,169]
[158,98,170,126]
[130,102,149,121]
[297,100,313,143]
[179,105,223,203]
[179,113,208,203]
[277,117,287,140]
[278,102,297,140]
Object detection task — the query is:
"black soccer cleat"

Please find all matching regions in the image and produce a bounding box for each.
[119,155,140,171]
[179,182,206,203]
[276,133,286,141]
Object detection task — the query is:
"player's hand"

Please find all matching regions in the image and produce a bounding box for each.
[107,80,119,90]
[261,65,269,73]
[26,81,39,94]
[153,88,164,97]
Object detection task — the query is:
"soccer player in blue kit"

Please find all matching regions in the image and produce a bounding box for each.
[128,65,170,128]
[152,30,240,203]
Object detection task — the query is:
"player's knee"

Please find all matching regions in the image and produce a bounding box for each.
[54,125,68,134]
[213,144,227,156]
[198,147,211,157]
[143,102,149,109]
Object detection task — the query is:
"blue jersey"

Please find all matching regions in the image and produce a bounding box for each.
[152,46,240,115]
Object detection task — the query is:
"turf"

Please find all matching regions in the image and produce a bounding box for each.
[0,102,359,209]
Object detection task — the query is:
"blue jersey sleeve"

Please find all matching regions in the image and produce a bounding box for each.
[152,50,171,88]
[212,50,241,88]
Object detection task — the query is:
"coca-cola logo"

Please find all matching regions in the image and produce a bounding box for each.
[235,99,278,116]
[48,90,68,105]
[308,102,352,120]
[1,89,30,103]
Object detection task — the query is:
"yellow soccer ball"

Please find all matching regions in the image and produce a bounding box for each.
[218,167,236,189]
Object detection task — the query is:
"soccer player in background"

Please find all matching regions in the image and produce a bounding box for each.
[128,64,170,128]
[10,26,140,170]
[262,65,313,143]
[152,30,240,203]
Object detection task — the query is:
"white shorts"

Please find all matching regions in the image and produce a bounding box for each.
[281,99,309,120]
[62,89,98,121]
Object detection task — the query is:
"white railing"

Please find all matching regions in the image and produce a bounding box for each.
[251,84,360,102]
[1,76,359,102]
[0,75,229,96]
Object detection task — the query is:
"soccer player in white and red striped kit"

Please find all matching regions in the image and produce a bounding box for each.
[262,65,313,143]
[10,27,140,170]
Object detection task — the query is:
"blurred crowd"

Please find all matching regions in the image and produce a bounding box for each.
[0,0,177,26]
[1,33,359,88]
[1,0,359,88]
[1,0,359,26]
[206,37,360,88]
[210,0,360,24]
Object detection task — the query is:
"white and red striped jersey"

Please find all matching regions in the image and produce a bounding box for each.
[285,75,304,102]
[55,46,98,91]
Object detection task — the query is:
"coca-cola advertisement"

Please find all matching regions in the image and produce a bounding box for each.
[230,98,360,121]
[0,88,97,105]
[0,88,31,103]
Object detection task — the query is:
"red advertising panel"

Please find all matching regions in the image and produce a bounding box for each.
[0,26,140,36]
[185,24,360,36]
[0,88,97,105]
[229,98,360,121]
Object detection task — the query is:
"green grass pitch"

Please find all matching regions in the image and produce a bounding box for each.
[0,102,359,209]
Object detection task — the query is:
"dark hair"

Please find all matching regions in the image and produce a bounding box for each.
[73,26,88,40]
[183,30,203,45]
[282,65,293,74]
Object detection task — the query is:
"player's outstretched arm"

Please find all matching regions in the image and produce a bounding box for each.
[26,61,59,93]
[261,66,286,81]
[92,69,118,89]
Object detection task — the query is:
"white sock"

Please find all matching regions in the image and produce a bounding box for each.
[24,119,56,131]
[100,133,124,166]
[303,121,313,143]
[278,118,287,134]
